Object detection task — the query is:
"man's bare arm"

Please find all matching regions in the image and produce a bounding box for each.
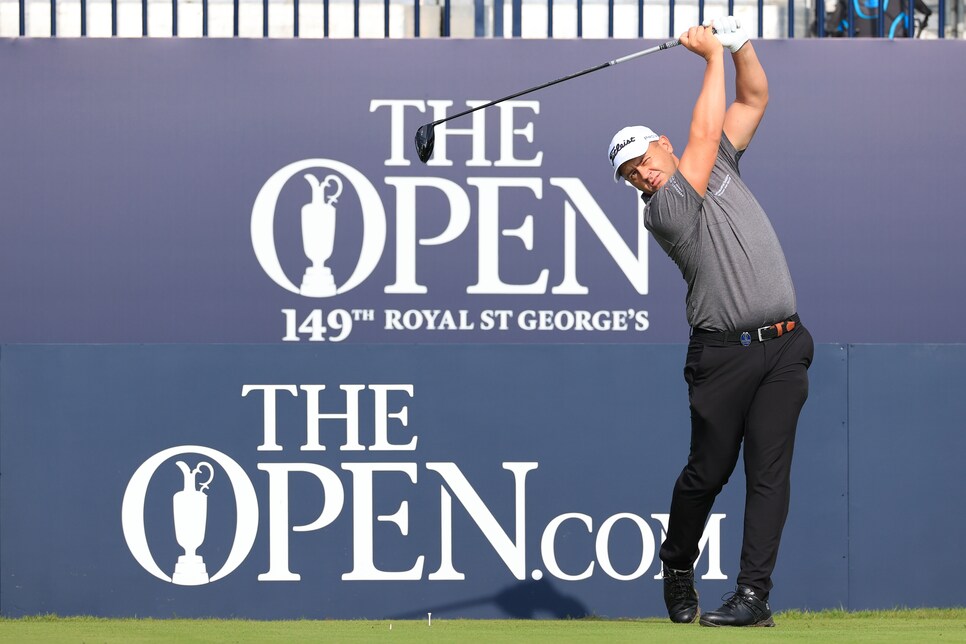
[677,26,726,198]
[723,42,768,152]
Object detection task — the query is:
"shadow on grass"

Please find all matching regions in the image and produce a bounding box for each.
[390,578,590,619]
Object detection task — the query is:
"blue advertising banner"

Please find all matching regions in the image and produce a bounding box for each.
[847,344,966,610]
[1,343,850,618]
[1,39,965,343]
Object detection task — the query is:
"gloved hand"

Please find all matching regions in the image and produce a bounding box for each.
[704,16,749,53]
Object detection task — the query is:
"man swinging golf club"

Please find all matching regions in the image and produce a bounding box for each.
[608,18,814,627]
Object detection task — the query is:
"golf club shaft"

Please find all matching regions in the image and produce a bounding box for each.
[430,38,681,128]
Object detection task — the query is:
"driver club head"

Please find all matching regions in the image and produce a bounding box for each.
[415,124,435,163]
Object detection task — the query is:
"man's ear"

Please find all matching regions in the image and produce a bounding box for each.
[658,135,674,154]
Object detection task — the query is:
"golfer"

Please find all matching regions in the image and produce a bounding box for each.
[607,18,813,627]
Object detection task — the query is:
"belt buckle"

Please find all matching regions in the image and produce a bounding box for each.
[757,325,771,342]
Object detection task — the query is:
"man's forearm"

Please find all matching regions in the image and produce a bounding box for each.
[733,42,768,109]
[690,52,727,143]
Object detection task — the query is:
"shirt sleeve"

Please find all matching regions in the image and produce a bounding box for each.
[719,133,744,174]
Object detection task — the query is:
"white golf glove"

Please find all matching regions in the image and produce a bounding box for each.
[705,16,749,53]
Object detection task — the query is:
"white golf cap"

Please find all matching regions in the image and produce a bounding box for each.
[608,125,660,182]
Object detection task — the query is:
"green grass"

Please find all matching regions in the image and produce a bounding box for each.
[1,609,964,643]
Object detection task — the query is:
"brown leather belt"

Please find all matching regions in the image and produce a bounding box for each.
[692,313,801,346]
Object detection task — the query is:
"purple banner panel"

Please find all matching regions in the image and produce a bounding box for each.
[1,39,965,343]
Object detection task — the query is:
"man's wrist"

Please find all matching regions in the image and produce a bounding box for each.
[730,39,751,54]
[706,49,725,63]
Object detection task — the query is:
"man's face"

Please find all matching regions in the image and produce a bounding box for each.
[618,137,677,195]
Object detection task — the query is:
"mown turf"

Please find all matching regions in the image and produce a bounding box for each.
[1,608,964,643]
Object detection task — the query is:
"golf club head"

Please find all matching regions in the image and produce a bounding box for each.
[415,124,435,163]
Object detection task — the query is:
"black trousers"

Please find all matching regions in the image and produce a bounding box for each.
[659,322,814,596]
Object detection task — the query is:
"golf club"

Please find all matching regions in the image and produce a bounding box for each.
[414,37,689,164]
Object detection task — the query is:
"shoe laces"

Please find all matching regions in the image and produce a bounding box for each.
[720,589,766,614]
[666,572,694,600]
[720,590,747,609]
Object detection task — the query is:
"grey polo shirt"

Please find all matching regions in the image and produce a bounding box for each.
[642,134,796,332]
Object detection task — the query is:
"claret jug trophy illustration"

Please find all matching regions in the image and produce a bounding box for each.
[299,173,343,297]
[171,460,214,585]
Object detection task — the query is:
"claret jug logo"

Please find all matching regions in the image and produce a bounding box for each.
[171,459,214,585]
[251,159,386,298]
[121,445,259,586]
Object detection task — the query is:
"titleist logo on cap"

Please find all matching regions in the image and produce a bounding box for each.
[609,137,635,164]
